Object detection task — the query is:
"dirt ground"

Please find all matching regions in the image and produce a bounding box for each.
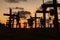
[0,28,60,40]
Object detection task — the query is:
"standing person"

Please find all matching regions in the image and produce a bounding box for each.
[23,22,27,28]
[28,16,34,28]
[40,17,44,28]
[12,14,15,28]
[16,12,20,28]
[53,18,56,28]
[49,17,52,28]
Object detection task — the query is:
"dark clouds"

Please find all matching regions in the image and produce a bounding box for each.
[5,0,27,3]
[15,11,31,19]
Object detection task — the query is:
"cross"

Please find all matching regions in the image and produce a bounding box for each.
[4,8,12,28]
[4,7,24,28]
[4,8,18,28]
[4,8,17,28]
[33,16,41,28]
[36,0,60,29]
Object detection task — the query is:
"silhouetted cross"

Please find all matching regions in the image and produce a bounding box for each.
[4,8,12,28]
[36,0,60,29]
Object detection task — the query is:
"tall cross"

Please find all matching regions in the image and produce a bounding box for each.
[4,8,17,28]
[4,8,12,28]
[36,0,60,29]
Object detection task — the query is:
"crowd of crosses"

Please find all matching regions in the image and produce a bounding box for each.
[36,0,60,29]
[4,7,24,28]
[3,0,60,29]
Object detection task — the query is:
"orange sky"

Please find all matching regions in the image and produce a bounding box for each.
[0,0,60,24]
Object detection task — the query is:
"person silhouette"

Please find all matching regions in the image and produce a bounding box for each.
[40,17,44,28]
[28,16,34,28]
[23,22,27,28]
[11,14,15,28]
[53,18,56,28]
[49,17,53,28]
[16,12,20,28]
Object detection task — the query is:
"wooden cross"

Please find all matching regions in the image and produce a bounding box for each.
[36,0,60,29]
[4,8,17,28]
[4,8,12,28]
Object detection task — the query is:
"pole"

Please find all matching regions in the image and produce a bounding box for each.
[53,0,58,29]
[35,13,37,28]
[9,8,12,28]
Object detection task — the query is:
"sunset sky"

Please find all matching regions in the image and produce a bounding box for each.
[0,0,60,24]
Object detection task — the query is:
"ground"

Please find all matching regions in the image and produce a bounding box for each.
[0,28,60,40]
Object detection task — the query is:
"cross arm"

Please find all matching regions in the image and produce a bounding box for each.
[4,14,10,16]
[36,10,49,13]
[42,3,60,8]
[57,4,60,7]
[4,14,17,16]
[42,4,53,8]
